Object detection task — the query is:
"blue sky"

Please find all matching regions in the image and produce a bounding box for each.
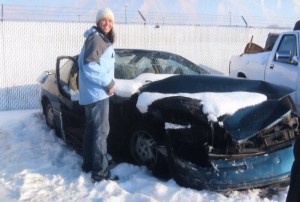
[1,0,299,27]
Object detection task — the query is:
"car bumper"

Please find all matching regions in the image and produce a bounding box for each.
[166,145,294,191]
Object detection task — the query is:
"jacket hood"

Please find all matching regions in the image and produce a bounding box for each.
[83,27,97,38]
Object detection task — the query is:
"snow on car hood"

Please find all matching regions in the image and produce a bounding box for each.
[136,74,295,141]
[137,91,267,122]
[115,73,269,122]
[115,73,294,124]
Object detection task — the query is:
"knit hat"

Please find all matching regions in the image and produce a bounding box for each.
[95,8,114,25]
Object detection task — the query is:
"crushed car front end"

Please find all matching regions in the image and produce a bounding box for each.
[139,75,299,191]
[168,143,294,191]
[164,109,298,191]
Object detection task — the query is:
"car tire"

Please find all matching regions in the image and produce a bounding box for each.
[128,122,170,179]
[43,100,55,129]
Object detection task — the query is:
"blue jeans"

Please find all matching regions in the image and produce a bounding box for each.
[82,98,110,179]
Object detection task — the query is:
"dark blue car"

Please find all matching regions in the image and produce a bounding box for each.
[39,49,299,192]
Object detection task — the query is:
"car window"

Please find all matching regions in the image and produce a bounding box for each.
[58,59,78,99]
[115,50,208,79]
[131,54,155,75]
[157,53,207,75]
[115,51,155,79]
[275,34,297,64]
[115,52,135,79]
[60,59,74,85]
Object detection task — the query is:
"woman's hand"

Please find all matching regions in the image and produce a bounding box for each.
[108,86,115,96]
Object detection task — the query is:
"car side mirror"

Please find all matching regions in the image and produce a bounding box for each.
[276,50,291,60]
[292,55,299,65]
[275,51,298,65]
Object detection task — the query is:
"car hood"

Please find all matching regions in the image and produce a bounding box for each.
[139,75,295,142]
[140,74,293,99]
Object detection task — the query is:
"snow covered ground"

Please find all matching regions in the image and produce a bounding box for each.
[0,109,290,202]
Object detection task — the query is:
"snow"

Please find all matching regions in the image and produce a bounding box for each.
[114,73,175,97]
[137,91,267,122]
[165,122,191,129]
[0,109,290,202]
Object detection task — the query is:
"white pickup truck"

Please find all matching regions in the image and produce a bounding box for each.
[229,30,300,115]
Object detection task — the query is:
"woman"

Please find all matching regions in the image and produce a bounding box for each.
[77,7,117,183]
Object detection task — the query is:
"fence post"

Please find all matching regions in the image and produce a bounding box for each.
[1,4,3,21]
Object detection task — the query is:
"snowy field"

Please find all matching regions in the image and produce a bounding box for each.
[0,109,290,202]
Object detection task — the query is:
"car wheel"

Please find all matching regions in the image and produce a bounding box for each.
[128,123,170,179]
[44,100,55,128]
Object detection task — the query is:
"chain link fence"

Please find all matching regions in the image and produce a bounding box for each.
[0,20,289,111]
[1,3,298,28]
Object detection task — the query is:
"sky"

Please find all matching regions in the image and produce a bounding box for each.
[0,0,299,27]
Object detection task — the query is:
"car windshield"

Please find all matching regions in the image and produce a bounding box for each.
[115,49,208,79]
[154,52,207,75]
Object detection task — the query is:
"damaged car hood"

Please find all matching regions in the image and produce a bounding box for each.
[139,75,295,142]
[140,75,293,99]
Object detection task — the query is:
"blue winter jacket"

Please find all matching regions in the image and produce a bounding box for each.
[78,27,115,105]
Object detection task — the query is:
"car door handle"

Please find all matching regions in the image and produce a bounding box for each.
[270,64,274,69]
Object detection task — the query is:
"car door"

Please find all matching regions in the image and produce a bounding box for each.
[264,33,300,111]
[56,56,84,148]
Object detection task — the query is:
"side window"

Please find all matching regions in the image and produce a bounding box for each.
[60,59,74,85]
[275,35,297,64]
[59,59,74,96]
[69,63,79,91]
[56,57,79,100]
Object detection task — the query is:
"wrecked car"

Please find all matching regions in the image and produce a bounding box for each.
[139,75,298,191]
[39,49,298,192]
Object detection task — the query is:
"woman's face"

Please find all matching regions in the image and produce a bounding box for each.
[98,17,113,35]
